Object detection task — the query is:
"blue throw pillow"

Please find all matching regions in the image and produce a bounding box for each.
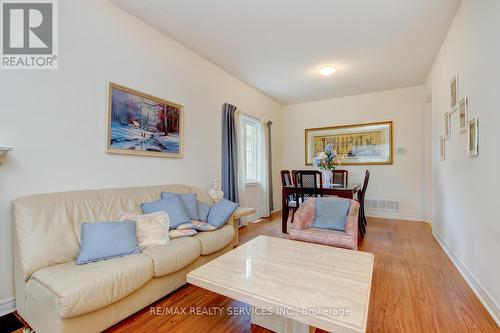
[161,192,199,221]
[197,201,212,222]
[207,199,238,228]
[77,221,140,265]
[141,196,190,229]
[312,197,351,232]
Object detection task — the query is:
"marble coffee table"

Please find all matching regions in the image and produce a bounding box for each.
[187,236,374,333]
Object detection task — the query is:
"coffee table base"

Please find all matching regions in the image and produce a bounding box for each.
[250,307,316,333]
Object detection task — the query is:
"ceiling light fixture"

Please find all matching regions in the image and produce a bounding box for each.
[319,65,337,76]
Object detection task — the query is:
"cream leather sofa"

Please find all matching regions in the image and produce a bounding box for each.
[12,185,239,333]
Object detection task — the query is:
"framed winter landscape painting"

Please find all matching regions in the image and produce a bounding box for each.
[107,83,183,158]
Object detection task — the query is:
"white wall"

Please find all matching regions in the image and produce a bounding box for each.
[423,102,433,223]
[425,0,500,323]
[0,0,283,311]
[283,86,427,221]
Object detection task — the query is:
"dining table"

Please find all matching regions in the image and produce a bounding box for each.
[281,183,361,233]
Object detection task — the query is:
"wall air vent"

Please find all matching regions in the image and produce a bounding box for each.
[365,199,400,211]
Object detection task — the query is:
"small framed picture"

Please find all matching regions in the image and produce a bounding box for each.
[467,117,479,157]
[450,75,459,110]
[444,111,451,139]
[440,136,446,161]
[459,97,468,133]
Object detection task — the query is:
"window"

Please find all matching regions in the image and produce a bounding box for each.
[241,115,260,185]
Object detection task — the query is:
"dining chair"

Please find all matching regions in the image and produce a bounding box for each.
[294,170,323,204]
[291,170,298,185]
[357,170,370,237]
[332,170,348,187]
[280,170,298,222]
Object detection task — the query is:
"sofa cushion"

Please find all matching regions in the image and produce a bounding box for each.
[197,200,211,222]
[30,253,154,318]
[142,237,201,277]
[207,199,238,228]
[119,212,170,249]
[141,196,190,229]
[161,192,199,220]
[76,221,140,265]
[312,197,351,231]
[195,224,235,255]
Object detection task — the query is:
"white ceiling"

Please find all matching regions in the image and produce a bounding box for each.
[112,0,461,105]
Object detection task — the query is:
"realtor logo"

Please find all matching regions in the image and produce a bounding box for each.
[1,0,58,69]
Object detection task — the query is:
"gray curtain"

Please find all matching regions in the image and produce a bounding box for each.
[221,103,239,203]
[266,121,274,212]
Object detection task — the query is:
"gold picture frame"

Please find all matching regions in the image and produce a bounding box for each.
[450,75,459,110]
[440,136,446,161]
[444,111,452,139]
[459,97,468,133]
[304,121,393,166]
[107,82,184,158]
[467,117,479,157]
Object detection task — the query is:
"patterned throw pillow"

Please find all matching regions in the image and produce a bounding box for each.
[169,229,198,239]
[118,211,170,248]
[175,220,216,232]
[191,220,217,231]
[176,222,196,230]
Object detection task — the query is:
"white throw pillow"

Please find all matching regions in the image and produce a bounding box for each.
[118,211,170,248]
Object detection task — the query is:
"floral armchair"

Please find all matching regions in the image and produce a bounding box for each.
[288,197,359,250]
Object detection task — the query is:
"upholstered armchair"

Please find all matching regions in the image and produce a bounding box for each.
[288,197,359,250]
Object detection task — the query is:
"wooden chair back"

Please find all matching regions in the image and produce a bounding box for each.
[280,170,293,187]
[281,170,296,204]
[294,170,323,202]
[290,170,298,186]
[332,170,348,187]
[359,170,370,202]
[357,170,370,237]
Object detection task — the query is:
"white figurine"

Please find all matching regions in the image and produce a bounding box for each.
[208,179,224,202]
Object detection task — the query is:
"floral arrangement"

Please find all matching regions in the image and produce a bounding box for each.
[312,144,345,170]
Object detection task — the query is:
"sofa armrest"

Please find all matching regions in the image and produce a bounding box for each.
[345,200,360,237]
[233,207,256,220]
[226,214,239,248]
[291,198,316,230]
[227,207,256,248]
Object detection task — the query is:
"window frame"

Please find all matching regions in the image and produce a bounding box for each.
[241,115,260,186]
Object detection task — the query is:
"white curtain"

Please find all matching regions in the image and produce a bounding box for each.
[234,113,271,225]
[259,119,270,218]
[234,111,248,226]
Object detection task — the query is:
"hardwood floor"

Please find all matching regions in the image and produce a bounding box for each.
[106,216,499,333]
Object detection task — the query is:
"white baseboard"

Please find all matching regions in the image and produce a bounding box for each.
[365,209,426,222]
[0,297,16,317]
[433,230,500,326]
